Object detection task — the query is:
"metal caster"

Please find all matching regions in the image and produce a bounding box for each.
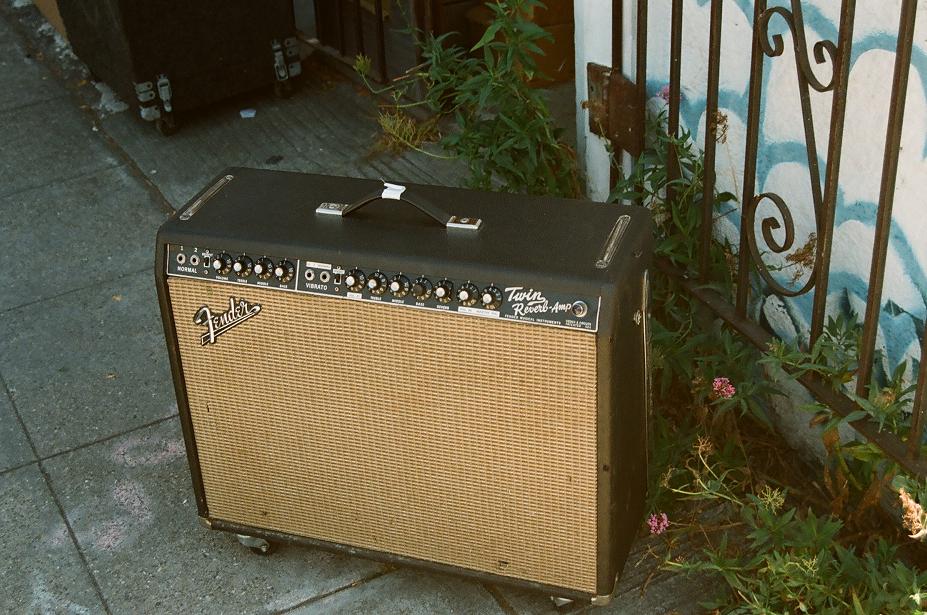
[236,534,275,556]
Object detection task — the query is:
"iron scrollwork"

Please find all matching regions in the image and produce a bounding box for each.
[758,2,838,93]
[744,192,818,297]
[744,0,841,296]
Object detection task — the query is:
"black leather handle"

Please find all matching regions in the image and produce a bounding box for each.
[316,182,483,230]
[341,189,453,226]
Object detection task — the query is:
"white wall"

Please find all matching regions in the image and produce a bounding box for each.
[573,0,613,201]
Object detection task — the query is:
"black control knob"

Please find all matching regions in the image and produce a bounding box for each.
[344,269,366,292]
[367,271,388,295]
[411,277,432,301]
[274,260,295,284]
[434,279,454,304]
[389,274,410,298]
[480,286,503,310]
[210,252,232,276]
[254,257,274,280]
[232,255,253,278]
[457,282,479,306]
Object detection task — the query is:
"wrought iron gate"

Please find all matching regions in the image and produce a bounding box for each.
[591,1,925,476]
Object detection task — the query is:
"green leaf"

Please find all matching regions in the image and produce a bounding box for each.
[471,21,503,51]
[841,410,868,424]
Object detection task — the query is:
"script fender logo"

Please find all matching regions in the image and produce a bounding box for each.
[504,287,573,317]
[193,297,262,345]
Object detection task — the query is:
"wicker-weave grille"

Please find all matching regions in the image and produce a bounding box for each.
[168,277,599,592]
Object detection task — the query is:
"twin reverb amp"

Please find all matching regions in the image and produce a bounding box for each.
[155,168,652,605]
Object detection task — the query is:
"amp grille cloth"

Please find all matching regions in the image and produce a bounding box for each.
[168,277,599,592]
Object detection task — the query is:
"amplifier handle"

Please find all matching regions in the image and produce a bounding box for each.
[316,182,482,230]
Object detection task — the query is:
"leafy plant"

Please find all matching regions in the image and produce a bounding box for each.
[610,111,738,277]
[355,0,581,197]
[761,313,862,390]
[621,102,927,612]
[665,440,927,614]
[611,111,776,429]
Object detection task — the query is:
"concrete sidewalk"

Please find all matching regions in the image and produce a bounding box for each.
[0,4,707,613]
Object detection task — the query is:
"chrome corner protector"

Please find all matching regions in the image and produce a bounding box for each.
[198,516,213,529]
[589,571,621,607]
[180,174,234,221]
[595,214,631,269]
[446,216,482,230]
[316,202,349,216]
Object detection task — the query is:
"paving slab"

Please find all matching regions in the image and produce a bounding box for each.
[43,418,384,615]
[497,570,710,615]
[0,386,33,472]
[0,15,65,112]
[0,464,106,614]
[0,95,119,198]
[494,532,716,614]
[97,61,466,208]
[0,165,170,311]
[0,271,176,457]
[292,567,505,614]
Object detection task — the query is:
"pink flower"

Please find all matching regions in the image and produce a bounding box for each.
[658,84,671,101]
[648,512,669,535]
[712,377,736,399]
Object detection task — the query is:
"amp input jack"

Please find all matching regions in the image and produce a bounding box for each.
[319,271,331,283]
[175,253,186,265]
[304,269,315,281]
[189,254,201,267]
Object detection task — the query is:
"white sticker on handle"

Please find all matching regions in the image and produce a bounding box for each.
[382,182,406,200]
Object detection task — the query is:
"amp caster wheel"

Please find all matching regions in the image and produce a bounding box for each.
[236,534,276,556]
[249,544,276,556]
[155,113,178,137]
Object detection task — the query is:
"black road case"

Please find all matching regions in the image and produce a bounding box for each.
[57,1,301,134]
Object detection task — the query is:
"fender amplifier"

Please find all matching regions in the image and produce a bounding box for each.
[155,168,652,604]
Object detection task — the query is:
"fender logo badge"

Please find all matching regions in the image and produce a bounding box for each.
[193,297,261,345]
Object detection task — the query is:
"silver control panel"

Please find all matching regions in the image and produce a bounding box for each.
[166,244,600,332]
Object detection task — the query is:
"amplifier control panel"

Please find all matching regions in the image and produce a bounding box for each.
[166,244,599,332]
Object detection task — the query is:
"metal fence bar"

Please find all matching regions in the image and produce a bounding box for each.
[909,329,927,459]
[636,0,648,161]
[698,0,723,282]
[785,11,826,223]
[374,0,388,82]
[610,0,624,187]
[735,1,767,316]
[665,0,683,205]
[354,0,366,56]
[809,0,856,345]
[337,1,347,56]
[613,0,624,86]
[857,0,918,398]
